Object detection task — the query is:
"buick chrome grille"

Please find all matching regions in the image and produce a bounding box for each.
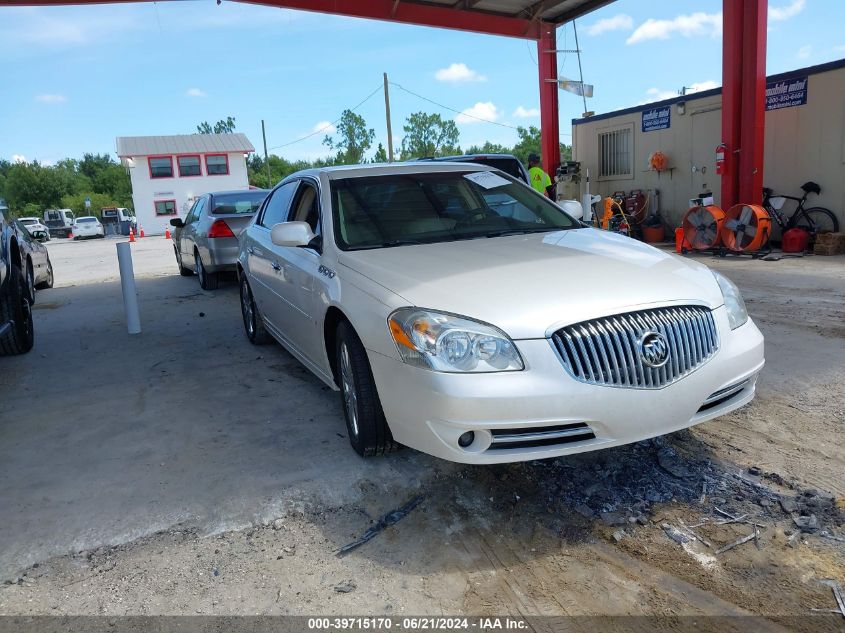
[551,306,719,389]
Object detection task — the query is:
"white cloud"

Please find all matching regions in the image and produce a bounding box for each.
[688,80,719,92]
[186,88,207,97]
[835,44,845,52]
[797,44,811,59]
[586,14,633,36]
[645,88,678,102]
[35,94,67,103]
[12,154,27,164]
[627,12,722,45]
[455,102,500,125]
[769,0,805,21]
[312,121,337,134]
[435,63,486,83]
[513,106,540,118]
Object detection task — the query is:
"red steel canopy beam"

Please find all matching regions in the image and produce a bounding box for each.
[237,0,541,39]
[538,22,560,177]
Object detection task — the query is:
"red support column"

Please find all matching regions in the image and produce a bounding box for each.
[538,22,560,178]
[739,0,768,204]
[721,0,743,210]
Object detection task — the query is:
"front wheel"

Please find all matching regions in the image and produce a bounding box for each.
[790,207,839,239]
[336,321,398,457]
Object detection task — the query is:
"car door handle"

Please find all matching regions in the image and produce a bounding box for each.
[271,261,281,271]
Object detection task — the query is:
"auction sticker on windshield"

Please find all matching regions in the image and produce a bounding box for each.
[463,171,511,189]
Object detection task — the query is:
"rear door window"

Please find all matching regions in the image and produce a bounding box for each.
[260,181,299,228]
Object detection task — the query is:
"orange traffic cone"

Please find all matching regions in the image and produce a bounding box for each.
[139,227,145,238]
[67,231,73,240]
[129,228,135,243]
[165,228,171,240]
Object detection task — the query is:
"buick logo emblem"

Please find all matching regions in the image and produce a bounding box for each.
[639,331,669,368]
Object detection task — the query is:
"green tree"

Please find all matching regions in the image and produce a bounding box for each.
[400,112,460,159]
[465,141,510,155]
[323,110,375,165]
[511,126,572,167]
[60,192,124,218]
[373,143,388,163]
[4,162,74,212]
[197,116,237,134]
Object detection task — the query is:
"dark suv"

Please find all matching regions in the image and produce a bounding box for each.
[0,204,34,355]
[418,154,530,184]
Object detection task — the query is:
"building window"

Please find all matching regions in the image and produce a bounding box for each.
[148,156,174,179]
[205,154,229,176]
[178,155,202,177]
[598,125,633,179]
[154,200,177,216]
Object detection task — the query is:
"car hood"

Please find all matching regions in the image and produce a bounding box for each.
[337,228,725,339]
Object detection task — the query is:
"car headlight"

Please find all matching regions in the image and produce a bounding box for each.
[712,271,748,329]
[388,308,524,373]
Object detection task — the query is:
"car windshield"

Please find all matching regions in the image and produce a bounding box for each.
[330,171,578,250]
[211,191,267,215]
[20,218,38,225]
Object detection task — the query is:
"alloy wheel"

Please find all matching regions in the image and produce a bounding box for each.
[340,342,359,438]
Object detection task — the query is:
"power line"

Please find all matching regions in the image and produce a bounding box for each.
[267,84,383,151]
[389,82,520,130]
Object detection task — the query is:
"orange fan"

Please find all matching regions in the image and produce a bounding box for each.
[649,151,668,172]
[721,204,772,252]
[682,205,725,250]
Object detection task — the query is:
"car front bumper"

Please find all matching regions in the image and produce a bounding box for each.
[367,306,764,464]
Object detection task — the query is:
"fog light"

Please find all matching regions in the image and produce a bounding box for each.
[458,431,475,448]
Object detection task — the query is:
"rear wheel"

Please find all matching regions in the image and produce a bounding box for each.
[336,321,398,457]
[240,274,271,345]
[35,256,54,290]
[175,247,192,276]
[790,207,839,241]
[24,260,35,304]
[0,263,35,356]
[195,251,218,291]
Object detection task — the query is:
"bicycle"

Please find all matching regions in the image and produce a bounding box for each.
[761,181,839,242]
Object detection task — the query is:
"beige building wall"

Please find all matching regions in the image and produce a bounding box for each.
[571,60,845,231]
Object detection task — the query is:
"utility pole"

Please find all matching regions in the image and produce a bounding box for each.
[261,119,271,186]
[383,72,394,162]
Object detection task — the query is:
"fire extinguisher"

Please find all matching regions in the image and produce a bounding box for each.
[715,143,727,175]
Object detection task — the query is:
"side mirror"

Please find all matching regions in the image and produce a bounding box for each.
[170,218,184,228]
[271,221,315,247]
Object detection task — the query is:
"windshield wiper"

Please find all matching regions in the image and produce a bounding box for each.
[482,227,558,238]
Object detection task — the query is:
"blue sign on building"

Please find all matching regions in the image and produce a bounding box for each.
[642,106,671,132]
[766,76,808,111]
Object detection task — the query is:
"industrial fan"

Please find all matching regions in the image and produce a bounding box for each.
[721,204,772,252]
[682,205,726,250]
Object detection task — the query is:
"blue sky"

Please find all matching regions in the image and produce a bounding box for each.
[1,0,842,165]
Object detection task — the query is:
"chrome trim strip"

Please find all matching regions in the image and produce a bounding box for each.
[490,427,594,444]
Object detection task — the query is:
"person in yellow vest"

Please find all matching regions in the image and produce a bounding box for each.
[527,153,552,197]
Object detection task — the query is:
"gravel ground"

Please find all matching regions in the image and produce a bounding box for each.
[1,238,843,622]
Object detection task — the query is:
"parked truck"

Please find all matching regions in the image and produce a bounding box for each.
[0,203,35,355]
[101,207,136,236]
[43,208,75,238]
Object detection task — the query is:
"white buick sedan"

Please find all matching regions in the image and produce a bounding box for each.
[237,163,764,464]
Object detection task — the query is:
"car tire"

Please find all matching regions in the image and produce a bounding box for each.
[240,274,271,345]
[35,256,54,290]
[175,248,193,276]
[336,321,399,457]
[195,251,218,291]
[0,263,35,356]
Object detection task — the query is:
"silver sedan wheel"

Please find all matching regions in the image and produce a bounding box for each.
[340,342,359,438]
[240,278,255,337]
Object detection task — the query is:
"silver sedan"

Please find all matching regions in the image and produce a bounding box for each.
[170,189,268,290]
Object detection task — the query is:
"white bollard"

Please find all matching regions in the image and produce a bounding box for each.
[116,242,141,334]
